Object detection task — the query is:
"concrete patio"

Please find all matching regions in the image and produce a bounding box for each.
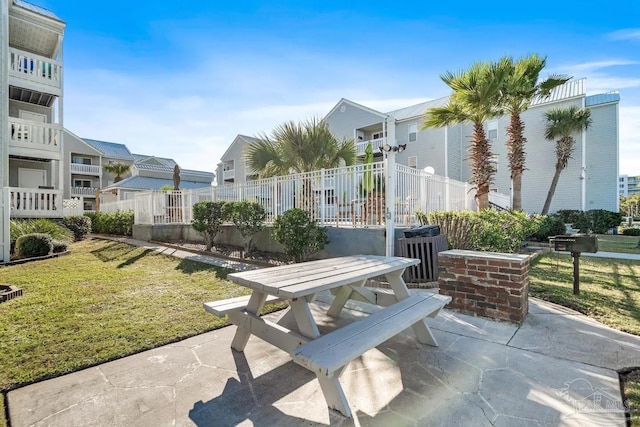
[7,293,639,426]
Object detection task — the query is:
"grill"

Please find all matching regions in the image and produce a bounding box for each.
[551,234,598,253]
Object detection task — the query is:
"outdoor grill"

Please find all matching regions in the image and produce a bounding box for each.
[551,234,598,253]
[549,234,599,295]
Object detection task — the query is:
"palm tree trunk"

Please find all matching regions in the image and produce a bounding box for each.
[471,122,495,211]
[512,173,522,211]
[507,113,526,211]
[541,164,563,215]
[476,183,490,211]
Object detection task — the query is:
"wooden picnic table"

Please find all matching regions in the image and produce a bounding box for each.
[204,255,451,417]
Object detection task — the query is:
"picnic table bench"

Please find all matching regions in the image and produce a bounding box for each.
[203,255,451,417]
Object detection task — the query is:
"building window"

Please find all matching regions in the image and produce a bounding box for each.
[487,120,498,139]
[72,156,92,165]
[408,123,417,142]
[73,179,92,188]
[372,131,385,140]
[408,156,418,169]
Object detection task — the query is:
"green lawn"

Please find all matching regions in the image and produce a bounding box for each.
[0,239,283,427]
[597,234,640,254]
[529,253,640,335]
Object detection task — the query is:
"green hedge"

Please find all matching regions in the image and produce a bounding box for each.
[84,211,134,236]
[622,228,640,236]
[272,208,329,262]
[15,233,53,258]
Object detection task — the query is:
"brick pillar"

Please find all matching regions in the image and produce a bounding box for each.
[437,250,530,324]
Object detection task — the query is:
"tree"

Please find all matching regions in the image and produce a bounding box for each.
[103,162,130,183]
[246,117,355,177]
[498,54,570,211]
[541,106,592,215]
[424,60,506,210]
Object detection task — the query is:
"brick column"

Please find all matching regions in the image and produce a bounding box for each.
[437,250,530,324]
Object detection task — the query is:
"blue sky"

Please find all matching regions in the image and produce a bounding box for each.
[39,0,640,175]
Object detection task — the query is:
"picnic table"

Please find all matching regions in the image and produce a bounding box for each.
[204,255,451,417]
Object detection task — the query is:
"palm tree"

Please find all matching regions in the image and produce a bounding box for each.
[247,118,355,215]
[423,60,506,210]
[498,54,571,211]
[541,106,592,215]
[103,162,130,183]
[247,117,355,177]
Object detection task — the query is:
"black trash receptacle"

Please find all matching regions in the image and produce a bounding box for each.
[398,233,448,283]
[403,225,440,238]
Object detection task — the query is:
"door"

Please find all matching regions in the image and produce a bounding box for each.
[18,168,46,189]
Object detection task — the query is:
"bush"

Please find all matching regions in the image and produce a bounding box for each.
[10,218,73,254]
[228,201,266,254]
[417,210,536,253]
[272,208,329,262]
[622,228,640,236]
[191,201,229,250]
[587,209,623,234]
[52,240,69,253]
[528,215,567,242]
[15,233,53,258]
[85,211,134,236]
[61,215,92,241]
[416,211,479,250]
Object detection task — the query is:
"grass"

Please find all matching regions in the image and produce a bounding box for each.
[597,234,640,254]
[529,253,640,335]
[0,238,284,427]
[529,253,640,425]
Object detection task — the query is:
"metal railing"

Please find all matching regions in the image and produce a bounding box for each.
[9,118,61,152]
[70,163,101,175]
[8,47,62,90]
[97,162,486,227]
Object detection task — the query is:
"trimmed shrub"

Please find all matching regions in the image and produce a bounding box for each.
[587,209,623,234]
[228,201,266,254]
[10,218,73,254]
[191,201,229,250]
[15,233,53,258]
[416,211,478,250]
[528,215,567,242]
[622,228,640,236]
[272,208,329,262]
[52,240,69,253]
[61,215,92,241]
[85,211,134,236]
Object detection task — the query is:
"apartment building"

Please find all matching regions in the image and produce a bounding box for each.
[619,174,640,198]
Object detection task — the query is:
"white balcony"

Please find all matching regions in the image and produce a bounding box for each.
[8,47,62,93]
[71,163,101,175]
[71,187,100,197]
[9,118,61,158]
[356,137,386,156]
[10,187,62,218]
[223,169,235,180]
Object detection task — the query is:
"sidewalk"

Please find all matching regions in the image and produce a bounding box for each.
[7,238,639,426]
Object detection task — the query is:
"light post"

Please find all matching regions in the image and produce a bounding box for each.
[379,143,406,257]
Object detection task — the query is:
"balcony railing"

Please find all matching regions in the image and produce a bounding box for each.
[8,47,62,90]
[9,118,61,153]
[223,169,235,180]
[356,137,386,156]
[10,187,62,218]
[71,187,100,197]
[71,163,101,175]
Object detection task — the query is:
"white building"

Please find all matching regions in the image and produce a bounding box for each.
[619,174,640,198]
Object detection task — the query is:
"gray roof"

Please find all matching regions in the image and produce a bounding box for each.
[132,154,178,168]
[531,79,585,106]
[83,139,133,160]
[586,92,620,106]
[386,97,449,121]
[13,0,63,22]
[105,176,212,191]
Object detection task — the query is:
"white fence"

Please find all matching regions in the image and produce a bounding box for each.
[100,163,490,227]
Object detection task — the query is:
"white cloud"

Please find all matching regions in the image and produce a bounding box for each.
[562,60,640,72]
[607,29,640,41]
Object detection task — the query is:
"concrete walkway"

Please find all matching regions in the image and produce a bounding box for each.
[7,239,640,426]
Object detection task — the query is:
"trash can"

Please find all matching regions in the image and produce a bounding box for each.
[398,232,448,283]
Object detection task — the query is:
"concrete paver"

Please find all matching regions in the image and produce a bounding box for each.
[6,239,638,426]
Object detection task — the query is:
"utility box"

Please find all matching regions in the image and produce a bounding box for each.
[551,234,598,253]
[398,234,448,282]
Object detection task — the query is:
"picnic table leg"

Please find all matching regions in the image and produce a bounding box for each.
[290,298,352,417]
[231,291,268,351]
[326,280,367,317]
[386,271,439,346]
